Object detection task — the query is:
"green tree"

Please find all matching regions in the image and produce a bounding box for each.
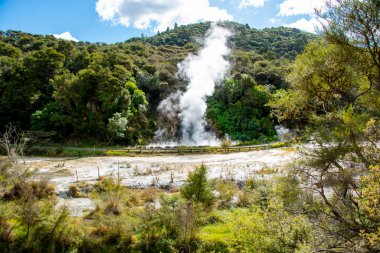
[180,164,214,207]
[107,112,129,141]
[0,47,64,128]
[269,8,380,251]
[207,75,275,142]
[0,24,314,145]
[322,0,380,92]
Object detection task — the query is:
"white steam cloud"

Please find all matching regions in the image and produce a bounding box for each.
[178,24,231,146]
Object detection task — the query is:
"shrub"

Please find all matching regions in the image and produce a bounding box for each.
[180,164,214,207]
[68,184,81,198]
[211,179,238,209]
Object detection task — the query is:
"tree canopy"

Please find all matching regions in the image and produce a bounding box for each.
[268,0,380,250]
[0,22,315,145]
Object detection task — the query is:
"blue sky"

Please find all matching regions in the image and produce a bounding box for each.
[0,0,325,43]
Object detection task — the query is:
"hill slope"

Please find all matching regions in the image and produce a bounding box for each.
[129,21,314,59]
[0,21,316,145]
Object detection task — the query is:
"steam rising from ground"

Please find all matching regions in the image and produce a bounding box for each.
[152,24,231,146]
[178,24,231,145]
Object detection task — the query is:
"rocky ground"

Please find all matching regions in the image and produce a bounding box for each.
[24,147,298,215]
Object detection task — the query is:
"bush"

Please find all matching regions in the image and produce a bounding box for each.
[237,178,272,208]
[211,179,238,208]
[180,164,214,207]
[93,177,126,215]
[3,179,55,201]
[68,184,81,198]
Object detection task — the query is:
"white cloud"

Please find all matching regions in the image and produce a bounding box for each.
[269,18,280,24]
[239,0,267,8]
[278,0,328,16]
[95,0,233,31]
[52,32,79,42]
[283,17,323,33]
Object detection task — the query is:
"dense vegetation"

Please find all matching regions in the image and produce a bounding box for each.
[268,0,380,251]
[0,21,314,146]
[1,160,379,252]
[131,22,312,59]
[0,160,314,252]
[1,0,380,252]
[207,75,275,141]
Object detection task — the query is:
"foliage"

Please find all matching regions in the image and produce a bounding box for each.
[227,206,312,253]
[0,22,315,145]
[269,39,368,128]
[268,1,380,251]
[107,112,129,141]
[132,21,315,59]
[1,151,378,253]
[0,159,79,252]
[93,177,126,215]
[180,164,214,207]
[322,0,380,92]
[207,75,275,141]
[199,177,314,253]
[359,165,380,250]
[211,179,239,208]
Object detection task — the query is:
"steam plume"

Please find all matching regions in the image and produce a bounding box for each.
[178,24,231,146]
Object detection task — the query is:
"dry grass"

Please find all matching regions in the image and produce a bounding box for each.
[257,167,278,175]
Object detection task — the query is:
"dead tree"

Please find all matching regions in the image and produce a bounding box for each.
[0,124,29,163]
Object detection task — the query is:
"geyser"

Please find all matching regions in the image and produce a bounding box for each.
[178,24,231,146]
[151,23,231,147]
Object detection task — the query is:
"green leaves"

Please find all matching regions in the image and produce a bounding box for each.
[267,1,380,250]
[107,112,129,140]
[180,164,214,207]
[0,24,314,145]
[208,75,275,141]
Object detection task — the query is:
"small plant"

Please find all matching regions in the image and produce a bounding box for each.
[146,168,153,175]
[180,164,214,207]
[3,178,55,201]
[94,177,126,215]
[151,176,159,187]
[220,137,232,148]
[140,188,159,203]
[212,179,239,208]
[257,167,278,175]
[30,180,56,199]
[68,181,93,198]
[68,184,81,198]
[133,165,140,176]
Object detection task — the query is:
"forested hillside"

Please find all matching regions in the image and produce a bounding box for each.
[0,21,315,145]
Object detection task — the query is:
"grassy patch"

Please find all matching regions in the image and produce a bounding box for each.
[269,141,289,148]
[200,222,232,241]
[200,210,233,238]
[29,141,290,158]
